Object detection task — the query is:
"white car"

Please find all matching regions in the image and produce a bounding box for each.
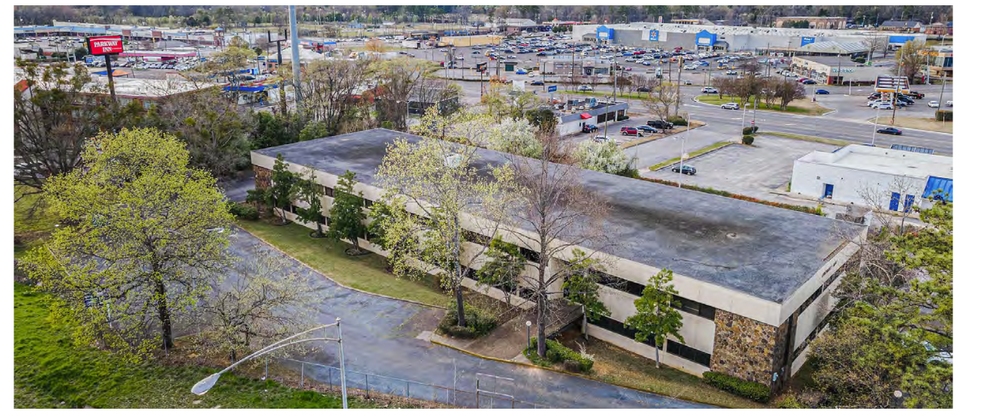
[701,87,719,94]
[721,102,740,110]
[928,100,940,108]
[945,100,953,107]
[872,102,894,110]
[577,85,593,92]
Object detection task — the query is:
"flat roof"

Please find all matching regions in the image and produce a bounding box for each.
[799,144,952,180]
[254,129,864,303]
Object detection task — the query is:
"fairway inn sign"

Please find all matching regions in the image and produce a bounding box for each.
[86,35,124,101]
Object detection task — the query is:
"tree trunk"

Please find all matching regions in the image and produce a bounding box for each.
[454,285,467,327]
[536,291,547,357]
[155,279,174,350]
[655,343,661,368]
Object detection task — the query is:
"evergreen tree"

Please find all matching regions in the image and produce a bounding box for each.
[328,170,367,253]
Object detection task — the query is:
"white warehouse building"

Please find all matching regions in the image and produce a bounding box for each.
[790,145,953,212]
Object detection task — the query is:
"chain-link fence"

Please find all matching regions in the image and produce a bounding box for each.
[277,358,547,408]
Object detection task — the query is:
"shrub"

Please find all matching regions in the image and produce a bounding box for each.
[742,135,755,145]
[616,114,630,121]
[523,338,594,373]
[935,110,952,121]
[667,115,689,126]
[437,302,497,338]
[775,394,805,408]
[702,371,771,403]
[742,126,759,135]
[227,201,259,220]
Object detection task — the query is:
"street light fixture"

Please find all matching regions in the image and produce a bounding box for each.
[525,320,532,349]
[192,319,350,409]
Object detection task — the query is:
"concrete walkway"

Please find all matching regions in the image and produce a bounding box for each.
[226,227,709,408]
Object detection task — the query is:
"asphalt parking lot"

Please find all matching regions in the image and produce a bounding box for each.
[646,135,839,200]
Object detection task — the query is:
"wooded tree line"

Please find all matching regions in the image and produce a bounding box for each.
[15,5,952,28]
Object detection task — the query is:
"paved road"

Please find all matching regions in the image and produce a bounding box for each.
[225,228,709,408]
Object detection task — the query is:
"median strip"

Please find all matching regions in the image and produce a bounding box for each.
[647,141,733,171]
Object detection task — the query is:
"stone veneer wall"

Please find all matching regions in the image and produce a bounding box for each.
[710,310,788,389]
[254,165,271,189]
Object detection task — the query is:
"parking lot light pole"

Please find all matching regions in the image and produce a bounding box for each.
[741,103,749,130]
[871,108,879,145]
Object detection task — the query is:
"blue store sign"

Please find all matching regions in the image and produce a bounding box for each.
[596,25,614,40]
[695,30,717,46]
[649,29,660,41]
[800,36,817,47]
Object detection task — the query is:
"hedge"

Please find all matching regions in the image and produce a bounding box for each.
[227,201,259,220]
[437,302,497,338]
[935,110,952,121]
[637,176,822,215]
[742,135,755,145]
[666,115,690,126]
[702,371,771,403]
[742,126,759,135]
[524,337,594,373]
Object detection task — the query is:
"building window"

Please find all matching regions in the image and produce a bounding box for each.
[588,315,712,367]
[519,247,540,263]
[363,198,374,208]
[323,186,335,197]
[463,231,492,245]
[593,269,716,320]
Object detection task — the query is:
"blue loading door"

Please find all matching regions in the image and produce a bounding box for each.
[904,194,915,212]
[890,192,901,211]
[823,184,834,198]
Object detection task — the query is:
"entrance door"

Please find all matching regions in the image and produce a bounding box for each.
[823,184,834,199]
[904,194,915,212]
[890,192,901,211]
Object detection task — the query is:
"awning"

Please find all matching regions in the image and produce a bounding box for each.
[223,85,266,92]
[93,70,130,77]
[580,113,592,119]
[923,176,953,202]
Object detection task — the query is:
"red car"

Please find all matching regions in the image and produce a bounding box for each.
[620,127,639,136]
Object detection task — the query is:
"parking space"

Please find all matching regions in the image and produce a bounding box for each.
[647,135,839,199]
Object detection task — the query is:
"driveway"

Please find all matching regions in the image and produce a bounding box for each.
[224,228,709,408]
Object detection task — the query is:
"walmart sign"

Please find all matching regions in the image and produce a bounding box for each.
[648,29,659,41]
[800,36,817,47]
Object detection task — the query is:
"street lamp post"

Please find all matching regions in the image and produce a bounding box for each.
[677,113,691,188]
[526,321,532,349]
[871,107,879,145]
[191,319,350,409]
[741,103,750,130]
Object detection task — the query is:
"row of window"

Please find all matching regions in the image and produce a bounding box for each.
[593,269,717,320]
[588,315,712,367]
[461,231,541,263]
[789,264,848,359]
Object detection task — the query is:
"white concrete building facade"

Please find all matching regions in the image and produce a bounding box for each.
[790,144,953,211]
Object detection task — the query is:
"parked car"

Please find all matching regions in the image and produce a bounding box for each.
[815,89,830,95]
[872,102,894,110]
[725,70,738,75]
[593,135,612,143]
[671,164,697,175]
[577,85,593,92]
[581,124,599,133]
[868,92,882,100]
[620,127,639,136]
[684,80,693,85]
[802,79,817,84]
[876,127,902,135]
[637,125,659,134]
[636,86,652,93]
[945,100,953,107]
[906,91,925,99]
[647,119,674,129]
[516,69,527,75]
[928,100,940,108]
[701,87,718,94]
[721,102,740,110]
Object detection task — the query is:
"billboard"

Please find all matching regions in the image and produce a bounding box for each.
[648,29,660,41]
[596,26,614,40]
[800,36,816,47]
[86,35,123,56]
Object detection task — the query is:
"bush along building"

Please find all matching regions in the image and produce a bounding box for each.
[250,129,866,395]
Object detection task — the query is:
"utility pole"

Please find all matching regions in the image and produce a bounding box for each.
[674,58,682,116]
[289,5,302,105]
[936,72,947,123]
[891,60,902,125]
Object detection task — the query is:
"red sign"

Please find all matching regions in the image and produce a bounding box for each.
[87,35,124,55]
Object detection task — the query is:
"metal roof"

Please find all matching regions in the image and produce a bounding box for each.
[798,40,868,55]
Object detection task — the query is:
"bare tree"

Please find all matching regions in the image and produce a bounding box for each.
[857,176,920,234]
[641,80,679,122]
[372,58,434,131]
[861,36,889,61]
[300,59,372,136]
[772,77,806,110]
[501,132,616,357]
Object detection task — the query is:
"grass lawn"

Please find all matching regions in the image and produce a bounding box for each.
[236,219,450,307]
[564,337,764,408]
[13,282,373,408]
[872,116,953,134]
[695,95,832,116]
[14,184,56,260]
[757,131,849,147]
[648,141,733,171]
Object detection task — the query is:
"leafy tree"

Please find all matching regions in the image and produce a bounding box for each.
[625,269,684,368]
[487,117,544,158]
[298,120,329,141]
[374,137,514,327]
[250,111,299,150]
[22,128,234,360]
[476,237,525,300]
[574,140,636,177]
[328,171,367,254]
[562,249,611,321]
[895,40,928,83]
[294,166,326,237]
[159,87,255,178]
[267,154,298,225]
[524,107,558,135]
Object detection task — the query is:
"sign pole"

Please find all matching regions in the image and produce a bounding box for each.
[105,54,116,103]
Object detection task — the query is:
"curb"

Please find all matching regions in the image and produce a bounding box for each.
[429,338,725,408]
[647,142,735,172]
[235,224,448,311]
[691,95,832,118]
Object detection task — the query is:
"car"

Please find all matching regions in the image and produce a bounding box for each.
[815,89,830,95]
[725,70,738,75]
[647,120,674,129]
[637,125,659,134]
[906,91,925,99]
[928,100,940,108]
[876,127,902,135]
[946,100,953,107]
[516,69,527,75]
[802,79,817,85]
[641,61,651,66]
[671,164,697,175]
[577,85,593,92]
[530,80,545,86]
[581,124,599,133]
[620,127,639,136]
[721,102,740,110]
[684,80,693,85]
[593,135,613,143]
[872,102,894,110]
[636,86,652,93]
[701,87,719,94]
